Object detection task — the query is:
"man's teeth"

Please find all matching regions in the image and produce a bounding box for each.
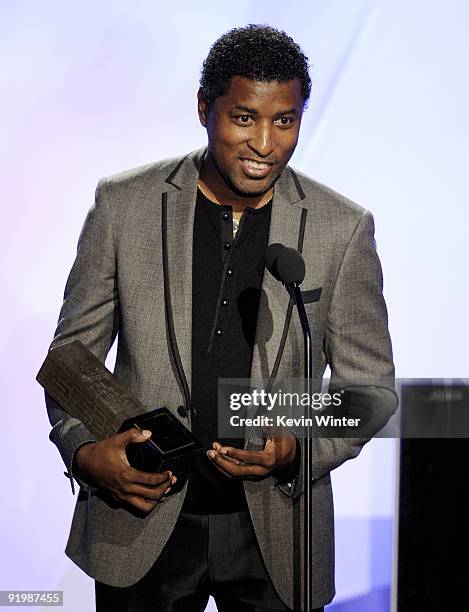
[243,159,270,169]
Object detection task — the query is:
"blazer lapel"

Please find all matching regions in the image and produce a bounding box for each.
[162,149,206,409]
[250,166,307,383]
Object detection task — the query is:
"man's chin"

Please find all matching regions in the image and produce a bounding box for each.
[229,175,278,198]
[236,186,271,198]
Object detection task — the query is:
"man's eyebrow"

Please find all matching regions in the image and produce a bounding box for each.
[232,105,298,116]
[273,108,298,116]
[232,104,259,114]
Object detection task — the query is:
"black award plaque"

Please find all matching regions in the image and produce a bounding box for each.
[36,340,202,486]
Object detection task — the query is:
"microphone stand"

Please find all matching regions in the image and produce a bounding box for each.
[287,282,314,612]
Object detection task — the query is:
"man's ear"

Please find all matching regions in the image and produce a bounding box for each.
[197,89,209,127]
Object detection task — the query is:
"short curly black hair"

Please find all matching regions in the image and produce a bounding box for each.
[200,25,311,107]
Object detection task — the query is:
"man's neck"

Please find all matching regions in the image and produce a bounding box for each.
[198,154,273,215]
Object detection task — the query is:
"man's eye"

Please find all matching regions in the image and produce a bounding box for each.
[236,115,253,124]
[275,117,294,126]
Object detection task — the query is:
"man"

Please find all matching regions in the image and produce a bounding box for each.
[43,25,396,611]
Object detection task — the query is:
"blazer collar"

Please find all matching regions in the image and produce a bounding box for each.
[165,146,305,208]
[165,147,206,191]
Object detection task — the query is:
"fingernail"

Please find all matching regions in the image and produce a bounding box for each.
[164,487,171,495]
[142,430,152,437]
[220,448,228,455]
[207,450,216,459]
[171,476,177,484]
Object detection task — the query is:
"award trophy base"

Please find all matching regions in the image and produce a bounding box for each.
[119,407,203,492]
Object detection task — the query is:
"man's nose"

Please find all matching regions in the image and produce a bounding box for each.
[247,123,275,158]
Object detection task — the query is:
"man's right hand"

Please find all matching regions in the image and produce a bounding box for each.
[74,428,176,513]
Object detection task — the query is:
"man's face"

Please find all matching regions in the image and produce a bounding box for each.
[198,76,304,197]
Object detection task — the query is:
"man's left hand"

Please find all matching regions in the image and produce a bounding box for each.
[207,432,297,480]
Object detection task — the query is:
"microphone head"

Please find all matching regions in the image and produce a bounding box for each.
[265,243,306,284]
[264,243,284,276]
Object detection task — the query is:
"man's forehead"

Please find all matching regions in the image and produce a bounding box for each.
[221,75,303,109]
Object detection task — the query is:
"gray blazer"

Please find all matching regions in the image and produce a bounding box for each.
[44,147,396,609]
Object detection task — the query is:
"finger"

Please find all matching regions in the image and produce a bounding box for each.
[127,468,173,487]
[125,477,175,501]
[113,427,152,449]
[125,495,158,513]
[208,456,234,479]
[207,450,236,478]
[207,449,243,466]
[218,454,244,465]
[218,446,274,468]
[209,452,269,479]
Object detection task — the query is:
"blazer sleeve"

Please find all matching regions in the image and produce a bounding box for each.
[285,209,398,499]
[44,178,119,494]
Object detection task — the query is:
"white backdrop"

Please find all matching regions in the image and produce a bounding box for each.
[1,1,467,610]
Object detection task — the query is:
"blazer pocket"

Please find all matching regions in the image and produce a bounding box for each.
[301,287,322,304]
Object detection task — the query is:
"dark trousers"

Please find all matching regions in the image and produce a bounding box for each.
[95,510,324,612]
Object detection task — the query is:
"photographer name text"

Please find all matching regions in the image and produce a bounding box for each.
[229,415,362,427]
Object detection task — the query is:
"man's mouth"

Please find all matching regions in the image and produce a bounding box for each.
[239,158,274,178]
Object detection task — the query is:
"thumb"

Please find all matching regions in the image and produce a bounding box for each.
[115,427,152,448]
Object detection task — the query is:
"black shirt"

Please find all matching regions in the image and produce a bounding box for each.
[181,187,272,513]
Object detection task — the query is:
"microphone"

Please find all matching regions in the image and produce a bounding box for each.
[265,243,305,285]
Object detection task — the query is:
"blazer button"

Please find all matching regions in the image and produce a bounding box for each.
[177,405,188,418]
